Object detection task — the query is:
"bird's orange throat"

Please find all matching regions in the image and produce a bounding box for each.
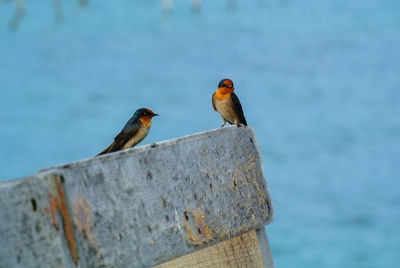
[139,116,153,128]
[215,87,234,100]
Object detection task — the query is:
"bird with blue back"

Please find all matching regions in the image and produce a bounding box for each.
[97,108,159,156]
[212,79,247,127]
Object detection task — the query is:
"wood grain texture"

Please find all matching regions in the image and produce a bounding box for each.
[155,229,274,268]
[0,126,273,267]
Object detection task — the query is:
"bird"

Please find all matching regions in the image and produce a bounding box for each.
[97,108,159,156]
[212,78,247,127]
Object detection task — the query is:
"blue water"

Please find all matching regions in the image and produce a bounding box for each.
[1,1,399,267]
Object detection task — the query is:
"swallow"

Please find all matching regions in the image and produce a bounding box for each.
[212,78,247,127]
[97,108,159,156]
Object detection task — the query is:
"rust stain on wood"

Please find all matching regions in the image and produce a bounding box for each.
[50,198,58,228]
[49,174,79,265]
[183,209,213,246]
[74,195,92,236]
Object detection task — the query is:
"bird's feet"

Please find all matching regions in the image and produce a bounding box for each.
[220,119,227,128]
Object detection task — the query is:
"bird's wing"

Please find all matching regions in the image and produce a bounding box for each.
[230,93,248,126]
[212,92,217,111]
[97,119,141,156]
[107,123,141,153]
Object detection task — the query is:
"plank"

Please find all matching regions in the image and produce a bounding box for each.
[0,174,77,267]
[0,126,273,267]
[154,228,274,268]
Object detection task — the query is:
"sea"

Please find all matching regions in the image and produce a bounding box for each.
[0,0,399,267]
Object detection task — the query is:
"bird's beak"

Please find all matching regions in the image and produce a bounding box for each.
[152,113,159,117]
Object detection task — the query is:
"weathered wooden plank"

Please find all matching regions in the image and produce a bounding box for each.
[0,126,273,267]
[0,174,77,267]
[154,228,274,268]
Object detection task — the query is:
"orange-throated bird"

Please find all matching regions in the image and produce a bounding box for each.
[97,108,159,156]
[212,79,247,127]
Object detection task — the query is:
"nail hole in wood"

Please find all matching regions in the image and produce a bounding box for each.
[184,211,189,221]
[31,198,37,212]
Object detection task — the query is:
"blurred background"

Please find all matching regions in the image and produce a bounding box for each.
[1,0,399,267]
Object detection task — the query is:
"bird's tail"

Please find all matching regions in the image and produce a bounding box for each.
[96,143,113,156]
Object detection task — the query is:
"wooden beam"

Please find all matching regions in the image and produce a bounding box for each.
[155,228,274,268]
[0,126,273,267]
